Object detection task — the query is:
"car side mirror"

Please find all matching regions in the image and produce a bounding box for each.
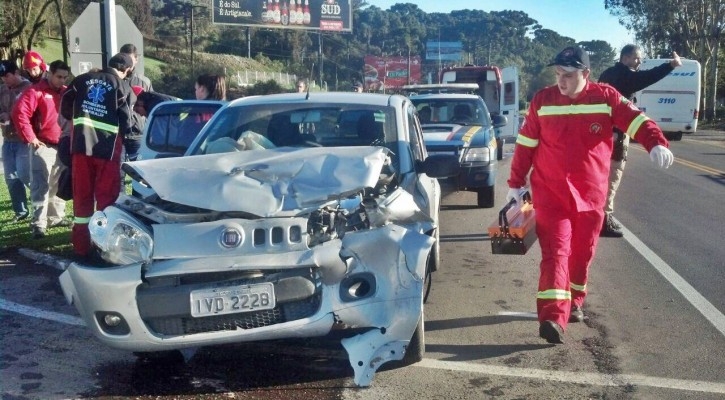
[492,115,507,128]
[417,154,460,178]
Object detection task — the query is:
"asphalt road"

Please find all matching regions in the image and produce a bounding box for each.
[1,130,724,399]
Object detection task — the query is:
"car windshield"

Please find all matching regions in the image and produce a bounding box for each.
[189,103,396,155]
[411,99,491,126]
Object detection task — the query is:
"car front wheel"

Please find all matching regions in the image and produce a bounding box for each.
[402,307,425,365]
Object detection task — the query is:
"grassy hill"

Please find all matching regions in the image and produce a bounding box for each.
[35,37,166,75]
[33,37,291,96]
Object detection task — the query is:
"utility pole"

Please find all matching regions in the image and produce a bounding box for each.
[318,32,323,90]
[407,46,411,85]
[101,0,118,66]
[437,29,441,83]
[190,5,195,79]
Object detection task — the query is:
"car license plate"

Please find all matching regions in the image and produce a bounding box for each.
[190,283,276,318]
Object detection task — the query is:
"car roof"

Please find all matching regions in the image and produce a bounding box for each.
[224,92,408,109]
[409,93,483,101]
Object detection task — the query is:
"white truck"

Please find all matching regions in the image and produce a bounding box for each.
[634,58,701,141]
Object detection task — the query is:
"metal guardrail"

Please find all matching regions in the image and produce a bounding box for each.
[232,70,298,87]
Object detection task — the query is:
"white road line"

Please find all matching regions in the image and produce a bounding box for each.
[497,311,537,318]
[0,298,86,326]
[620,223,725,337]
[416,359,725,394]
[2,297,722,395]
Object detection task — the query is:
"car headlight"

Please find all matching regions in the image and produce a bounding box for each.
[89,207,153,265]
[461,146,491,163]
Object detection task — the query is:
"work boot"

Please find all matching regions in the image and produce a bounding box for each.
[49,218,73,228]
[12,212,29,223]
[600,214,623,238]
[569,305,585,323]
[539,320,564,344]
[31,226,46,240]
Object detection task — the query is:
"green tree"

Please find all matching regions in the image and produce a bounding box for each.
[580,40,617,78]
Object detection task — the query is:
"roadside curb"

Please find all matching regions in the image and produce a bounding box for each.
[17,248,72,272]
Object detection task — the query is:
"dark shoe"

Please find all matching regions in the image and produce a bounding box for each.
[539,320,564,344]
[12,213,29,223]
[31,226,46,240]
[569,305,585,323]
[600,214,623,238]
[49,218,73,228]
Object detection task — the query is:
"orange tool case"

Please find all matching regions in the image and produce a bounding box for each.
[488,199,537,255]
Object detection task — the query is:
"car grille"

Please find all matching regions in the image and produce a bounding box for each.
[145,293,321,335]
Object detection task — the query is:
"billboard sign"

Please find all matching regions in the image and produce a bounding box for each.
[425,41,463,61]
[213,0,352,32]
[363,56,422,91]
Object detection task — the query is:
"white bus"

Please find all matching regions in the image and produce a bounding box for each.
[634,58,701,141]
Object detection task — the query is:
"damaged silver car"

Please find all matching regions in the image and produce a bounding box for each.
[59,92,459,386]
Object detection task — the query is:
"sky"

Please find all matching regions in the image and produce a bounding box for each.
[365,0,636,50]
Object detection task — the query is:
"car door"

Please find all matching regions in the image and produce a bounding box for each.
[135,101,225,161]
[407,102,439,222]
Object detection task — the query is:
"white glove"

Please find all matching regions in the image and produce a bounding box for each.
[649,145,674,169]
[506,187,529,206]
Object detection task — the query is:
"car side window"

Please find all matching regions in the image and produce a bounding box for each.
[146,104,222,157]
[407,105,425,162]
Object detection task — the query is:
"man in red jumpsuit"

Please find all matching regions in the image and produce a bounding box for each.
[506,46,674,344]
[60,53,133,258]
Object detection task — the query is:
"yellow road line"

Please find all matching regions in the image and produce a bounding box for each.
[630,146,724,175]
[675,157,724,175]
[682,138,725,149]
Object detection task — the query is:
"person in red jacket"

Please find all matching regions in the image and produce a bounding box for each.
[60,53,133,258]
[12,60,71,239]
[22,51,47,84]
[506,46,673,344]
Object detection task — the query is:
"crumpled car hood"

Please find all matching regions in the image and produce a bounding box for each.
[123,146,389,217]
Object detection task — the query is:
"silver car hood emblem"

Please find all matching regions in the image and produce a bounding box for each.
[123,146,390,216]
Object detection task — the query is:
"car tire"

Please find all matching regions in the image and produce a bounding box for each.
[424,228,438,304]
[665,131,683,141]
[497,138,504,160]
[477,186,495,208]
[424,259,433,304]
[402,308,425,365]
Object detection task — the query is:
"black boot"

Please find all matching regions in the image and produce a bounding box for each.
[539,320,564,344]
[600,214,623,238]
[569,305,585,323]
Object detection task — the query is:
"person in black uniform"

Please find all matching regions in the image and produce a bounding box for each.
[597,44,682,237]
[60,53,134,258]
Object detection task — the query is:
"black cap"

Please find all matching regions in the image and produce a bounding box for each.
[108,53,134,70]
[0,60,19,77]
[548,46,590,70]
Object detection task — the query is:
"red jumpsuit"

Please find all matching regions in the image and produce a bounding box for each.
[508,81,669,330]
[60,68,133,257]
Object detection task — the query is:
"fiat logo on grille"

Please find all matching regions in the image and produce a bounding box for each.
[220,228,243,248]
